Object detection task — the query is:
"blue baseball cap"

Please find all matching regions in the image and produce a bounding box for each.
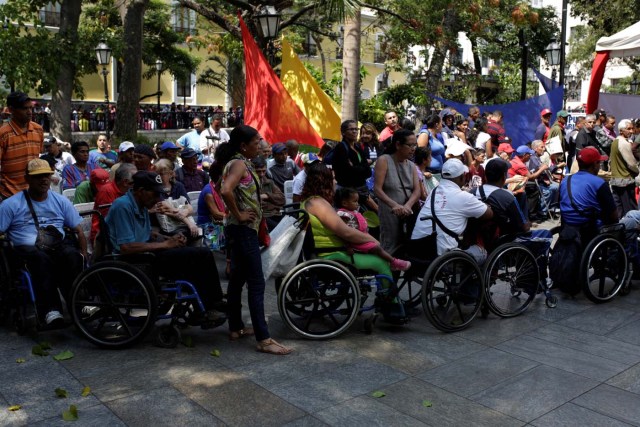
[160,141,180,151]
[516,145,534,156]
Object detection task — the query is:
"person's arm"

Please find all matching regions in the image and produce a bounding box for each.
[373,156,405,216]
[619,140,639,175]
[404,165,421,212]
[485,139,494,158]
[528,163,549,179]
[417,131,429,148]
[478,205,493,221]
[220,159,256,224]
[120,234,186,255]
[73,224,89,261]
[305,197,377,246]
[596,182,619,224]
[265,182,285,207]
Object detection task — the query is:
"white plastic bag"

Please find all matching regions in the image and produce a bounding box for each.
[156,196,189,234]
[261,216,306,279]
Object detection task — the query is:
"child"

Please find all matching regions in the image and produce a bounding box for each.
[335,187,411,271]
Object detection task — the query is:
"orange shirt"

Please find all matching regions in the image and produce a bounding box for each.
[0,120,44,198]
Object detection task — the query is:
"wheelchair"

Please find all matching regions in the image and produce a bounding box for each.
[275,208,407,340]
[578,223,630,303]
[68,210,225,349]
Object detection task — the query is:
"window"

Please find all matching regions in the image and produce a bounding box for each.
[177,74,193,99]
[40,2,61,27]
[481,57,489,69]
[302,33,317,57]
[530,0,543,7]
[173,5,196,35]
[374,34,386,64]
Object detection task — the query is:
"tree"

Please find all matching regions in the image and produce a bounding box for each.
[341,10,361,120]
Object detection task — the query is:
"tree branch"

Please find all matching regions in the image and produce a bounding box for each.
[279,4,317,31]
[290,22,336,38]
[357,2,413,26]
[177,0,241,40]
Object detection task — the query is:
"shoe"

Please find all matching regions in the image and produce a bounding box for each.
[45,310,64,327]
[82,306,99,318]
[390,258,412,271]
[201,310,227,330]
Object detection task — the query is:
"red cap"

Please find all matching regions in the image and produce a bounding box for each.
[577,147,608,165]
[540,108,552,117]
[497,143,514,154]
[90,168,110,191]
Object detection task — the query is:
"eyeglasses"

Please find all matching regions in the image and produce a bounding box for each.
[346,128,359,132]
[403,143,418,149]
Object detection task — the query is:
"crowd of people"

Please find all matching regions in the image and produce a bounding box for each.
[2,88,640,354]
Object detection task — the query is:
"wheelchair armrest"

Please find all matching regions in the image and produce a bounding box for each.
[600,223,625,235]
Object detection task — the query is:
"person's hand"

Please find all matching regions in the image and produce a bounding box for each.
[539,164,549,171]
[188,223,200,238]
[260,193,269,201]
[165,233,186,248]
[238,210,258,224]
[391,205,405,216]
[423,171,432,180]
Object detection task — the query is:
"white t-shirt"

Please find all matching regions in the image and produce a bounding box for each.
[411,179,488,255]
[199,127,230,152]
[292,168,307,196]
[475,132,491,149]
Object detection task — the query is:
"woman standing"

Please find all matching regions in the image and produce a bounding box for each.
[220,125,292,355]
[417,114,445,180]
[359,123,382,165]
[374,129,422,255]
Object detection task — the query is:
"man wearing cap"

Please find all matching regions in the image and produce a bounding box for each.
[535,109,552,142]
[105,170,226,327]
[199,113,229,157]
[547,110,569,150]
[0,158,87,327]
[267,142,300,191]
[175,148,208,192]
[91,163,136,242]
[412,159,493,264]
[0,92,44,200]
[42,136,75,174]
[108,141,135,181]
[158,141,181,168]
[61,141,98,190]
[177,115,205,161]
[292,152,320,203]
[73,168,110,204]
[89,134,117,170]
[559,147,617,242]
[509,145,549,181]
[133,144,157,172]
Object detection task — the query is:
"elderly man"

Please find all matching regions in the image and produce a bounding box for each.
[379,110,401,142]
[199,113,229,157]
[529,140,559,218]
[91,163,136,242]
[252,156,285,231]
[73,168,110,204]
[109,141,135,181]
[258,139,272,159]
[609,119,639,217]
[177,115,205,160]
[0,92,44,200]
[467,106,480,132]
[61,141,97,190]
[175,148,208,192]
[133,144,156,172]
[106,171,226,327]
[286,139,303,169]
[412,159,493,264]
[267,142,299,191]
[89,134,117,170]
[0,158,87,327]
[157,141,181,167]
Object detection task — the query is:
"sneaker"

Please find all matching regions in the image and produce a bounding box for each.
[390,258,412,272]
[82,306,100,318]
[45,310,64,327]
[201,310,227,330]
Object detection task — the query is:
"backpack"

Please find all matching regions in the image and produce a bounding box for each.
[322,140,348,166]
[549,225,582,295]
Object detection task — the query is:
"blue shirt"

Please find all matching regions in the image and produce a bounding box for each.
[89,149,118,169]
[0,190,81,246]
[61,162,98,190]
[559,171,616,226]
[420,130,445,173]
[105,190,151,253]
[177,130,203,155]
[197,184,214,224]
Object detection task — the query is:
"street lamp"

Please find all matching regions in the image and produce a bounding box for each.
[256,6,281,66]
[95,39,112,140]
[545,40,561,84]
[155,59,163,115]
[631,78,639,94]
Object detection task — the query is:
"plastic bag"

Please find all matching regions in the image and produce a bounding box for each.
[156,196,189,234]
[261,215,306,279]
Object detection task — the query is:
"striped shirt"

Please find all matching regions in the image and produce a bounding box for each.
[0,120,44,198]
[61,162,97,190]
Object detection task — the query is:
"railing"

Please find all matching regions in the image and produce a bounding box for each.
[30,111,242,133]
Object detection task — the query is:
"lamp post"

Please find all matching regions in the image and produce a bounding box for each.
[256,6,281,67]
[631,78,639,94]
[155,59,163,117]
[545,40,561,84]
[95,39,112,140]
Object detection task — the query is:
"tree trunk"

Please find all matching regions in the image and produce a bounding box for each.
[50,0,82,142]
[341,10,361,121]
[114,0,149,141]
[313,33,327,82]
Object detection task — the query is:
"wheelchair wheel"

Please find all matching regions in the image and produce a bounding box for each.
[580,235,628,304]
[153,325,181,348]
[483,243,539,318]
[395,269,423,309]
[69,261,157,349]
[278,259,360,340]
[421,251,483,332]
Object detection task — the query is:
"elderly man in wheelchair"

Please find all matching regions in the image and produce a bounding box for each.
[0,158,87,329]
[550,147,632,302]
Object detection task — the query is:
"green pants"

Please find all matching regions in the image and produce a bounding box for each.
[321,251,392,288]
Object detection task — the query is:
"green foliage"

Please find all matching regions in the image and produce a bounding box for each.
[303,62,340,103]
[359,95,389,130]
[603,76,636,94]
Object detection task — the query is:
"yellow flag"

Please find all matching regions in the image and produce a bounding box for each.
[280,40,343,141]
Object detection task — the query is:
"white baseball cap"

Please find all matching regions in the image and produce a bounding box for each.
[445,140,470,157]
[441,158,469,179]
[119,141,135,152]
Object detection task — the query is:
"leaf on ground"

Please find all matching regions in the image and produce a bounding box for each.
[371,391,386,398]
[31,345,49,356]
[62,404,78,421]
[15,358,25,364]
[55,388,68,398]
[7,405,21,411]
[81,386,91,397]
[38,342,52,350]
[53,350,74,361]
[210,349,220,357]
[182,335,194,348]
[422,400,433,408]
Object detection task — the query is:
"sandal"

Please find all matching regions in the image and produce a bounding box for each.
[256,339,292,355]
[229,327,255,341]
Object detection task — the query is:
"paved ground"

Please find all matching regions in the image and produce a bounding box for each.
[3,221,640,426]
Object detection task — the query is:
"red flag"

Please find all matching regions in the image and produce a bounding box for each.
[240,16,325,148]
[586,51,609,114]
